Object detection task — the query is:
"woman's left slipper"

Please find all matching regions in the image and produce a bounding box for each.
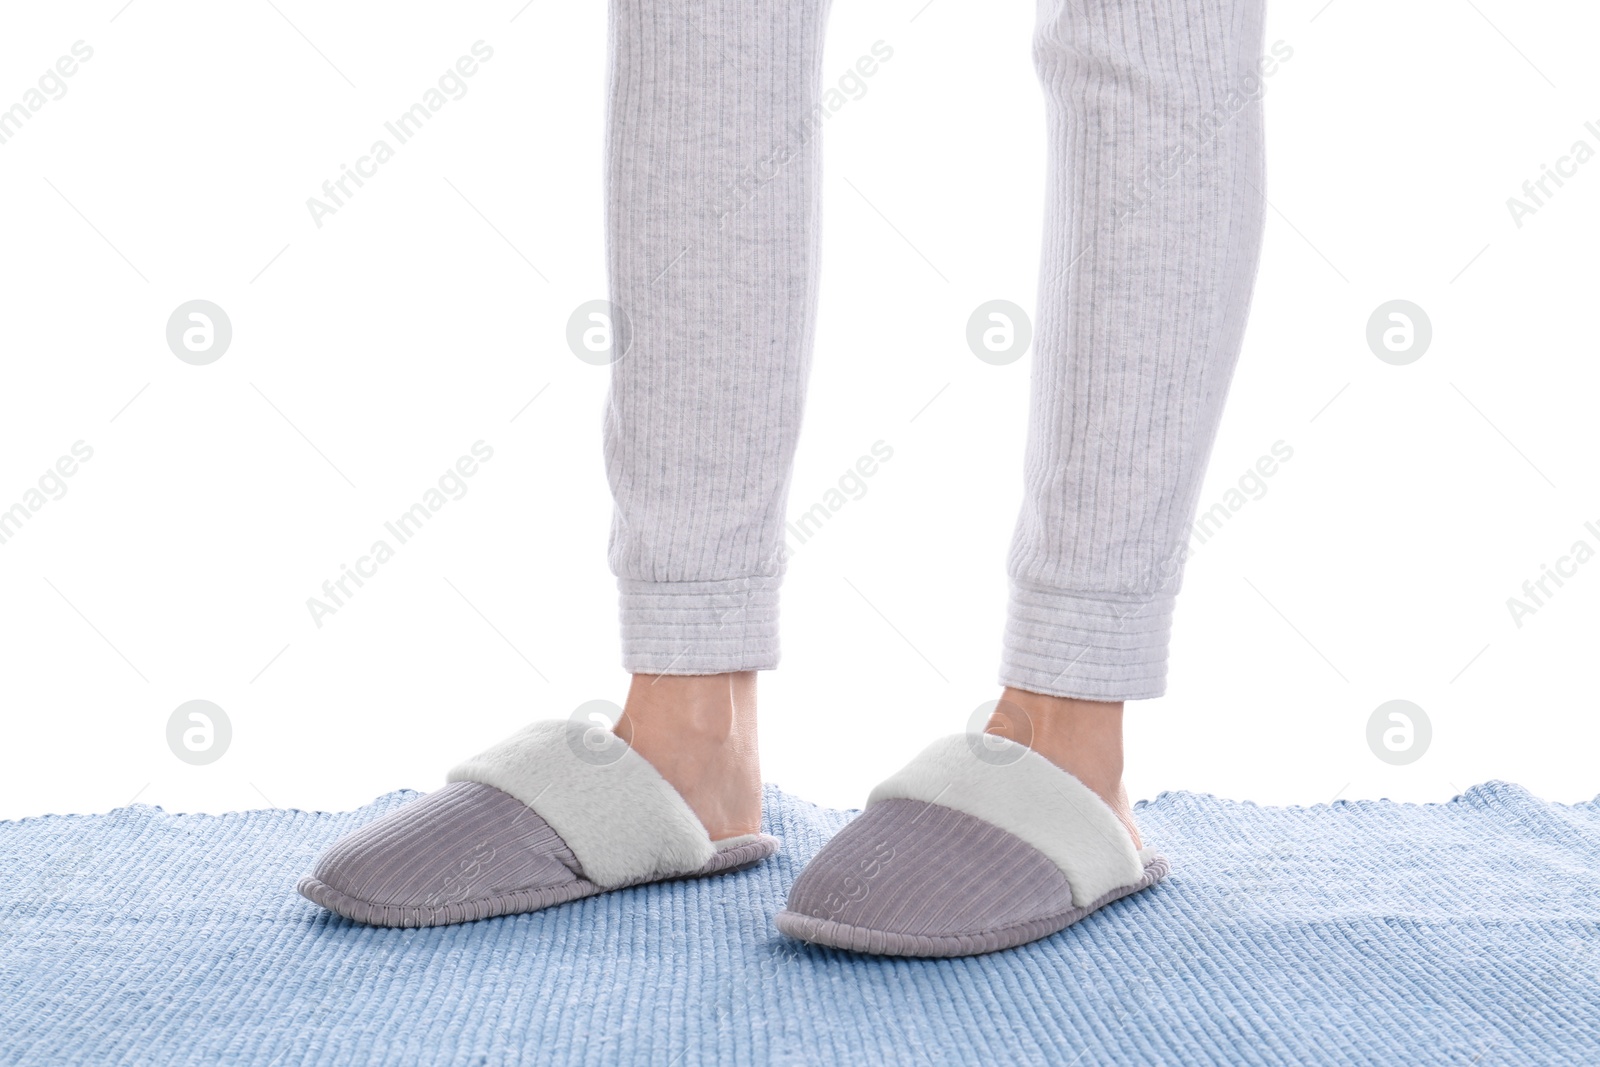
[774,733,1167,957]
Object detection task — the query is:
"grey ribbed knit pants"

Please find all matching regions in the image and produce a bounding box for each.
[604,0,1267,700]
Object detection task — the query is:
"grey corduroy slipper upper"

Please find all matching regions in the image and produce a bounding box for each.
[775,733,1167,957]
[297,720,777,928]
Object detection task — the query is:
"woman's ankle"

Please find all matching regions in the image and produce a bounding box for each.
[986,686,1140,848]
[615,671,762,840]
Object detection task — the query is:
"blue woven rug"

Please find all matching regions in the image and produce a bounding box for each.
[2,782,1597,1066]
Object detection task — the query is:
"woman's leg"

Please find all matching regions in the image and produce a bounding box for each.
[603,0,832,838]
[295,1,834,926]
[775,0,1270,957]
[988,0,1269,835]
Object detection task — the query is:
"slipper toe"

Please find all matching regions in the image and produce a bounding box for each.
[297,781,597,928]
[776,798,1078,956]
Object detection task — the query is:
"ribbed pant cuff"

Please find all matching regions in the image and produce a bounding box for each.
[1000,582,1175,701]
[618,576,782,675]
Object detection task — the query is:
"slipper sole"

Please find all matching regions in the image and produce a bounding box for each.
[299,833,780,928]
[774,854,1168,958]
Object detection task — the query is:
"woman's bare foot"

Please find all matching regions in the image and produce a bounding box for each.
[984,687,1142,849]
[613,671,762,841]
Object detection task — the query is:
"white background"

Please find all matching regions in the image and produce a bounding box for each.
[1,0,1596,823]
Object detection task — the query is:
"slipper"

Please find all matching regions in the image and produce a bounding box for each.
[774,733,1167,957]
[297,720,778,928]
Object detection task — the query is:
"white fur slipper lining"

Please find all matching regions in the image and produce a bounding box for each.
[447,720,716,888]
[867,733,1147,908]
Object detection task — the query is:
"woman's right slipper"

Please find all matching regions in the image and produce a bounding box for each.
[774,733,1167,957]
[297,719,777,928]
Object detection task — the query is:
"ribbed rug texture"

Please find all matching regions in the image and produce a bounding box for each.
[2,782,1597,1066]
